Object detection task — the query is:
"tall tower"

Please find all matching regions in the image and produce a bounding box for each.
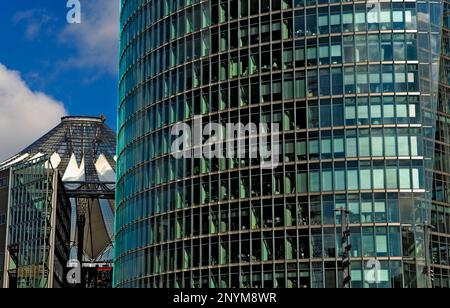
[431,0,450,287]
[115,0,444,288]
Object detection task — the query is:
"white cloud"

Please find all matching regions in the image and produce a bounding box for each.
[0,63,67,161]
[60,0,120,75]
[12,9,56,40]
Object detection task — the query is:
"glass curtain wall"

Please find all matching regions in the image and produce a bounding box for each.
[7,157,55,288]
[115,0,443,288]
[430,0,450,288]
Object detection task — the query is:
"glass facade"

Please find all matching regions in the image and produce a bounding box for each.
[430,0,450,288]
[115,0,445,288]
[5,157,71,288]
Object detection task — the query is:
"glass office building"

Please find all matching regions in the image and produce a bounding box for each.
[3,157,71,288]
[115,0,447,288]
[431,0,450,287]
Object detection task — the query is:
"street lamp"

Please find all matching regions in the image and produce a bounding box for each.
[335,207,353,288]
[417,221,435,289]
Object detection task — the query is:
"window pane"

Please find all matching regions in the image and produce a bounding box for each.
[347,170,359,190]
[399,169,411,189]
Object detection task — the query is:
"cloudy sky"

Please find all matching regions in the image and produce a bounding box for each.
[0,0,119,160]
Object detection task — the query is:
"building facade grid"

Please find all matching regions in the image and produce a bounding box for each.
[430,0,450,288]
[115,0,446,288]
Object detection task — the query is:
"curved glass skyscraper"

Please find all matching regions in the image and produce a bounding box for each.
[116,0,447,288]
[431,0,450,287]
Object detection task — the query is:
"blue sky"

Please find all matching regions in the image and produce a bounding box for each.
[0,0,119,160]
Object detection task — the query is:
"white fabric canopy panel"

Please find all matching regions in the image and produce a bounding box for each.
[47,152,62,170]
[99,199,115,238]
[0,154,20,167]
[95,154,116,190]
[1,153,30,168]
[75,198,112,261]
[62,153,85,190]
[29,152,45,161]
[70,199,115,261]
